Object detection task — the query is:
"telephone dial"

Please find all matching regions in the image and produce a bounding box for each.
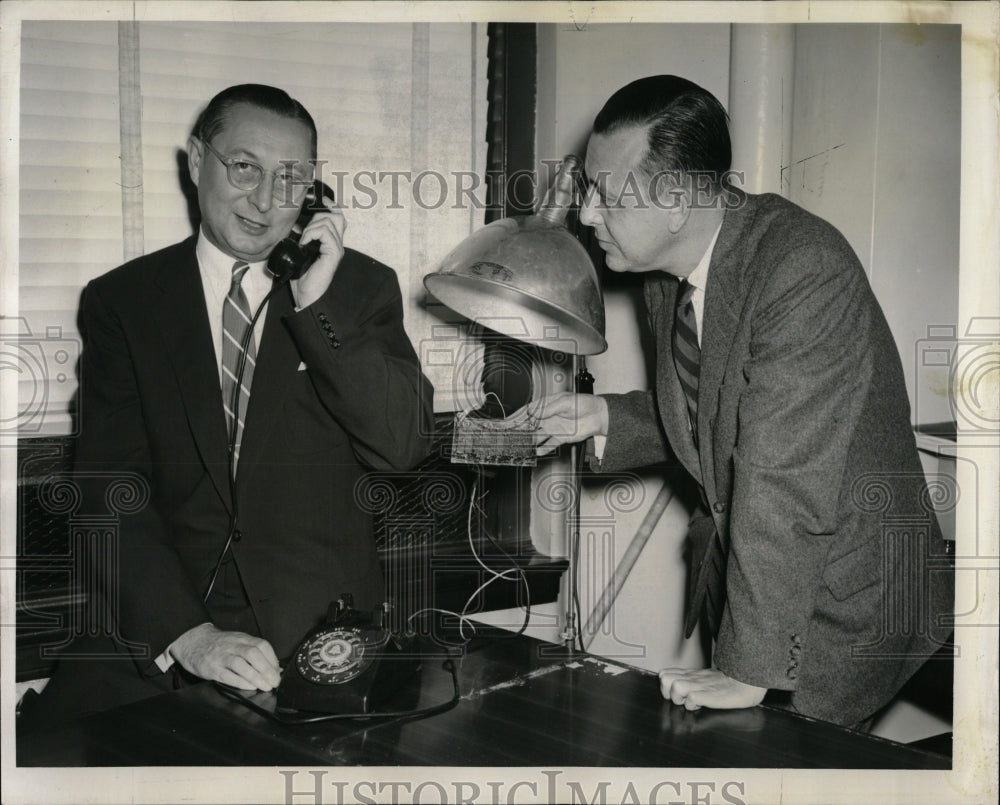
[275,593,421,716]
[215,593,460,724]
[267,180,336,282]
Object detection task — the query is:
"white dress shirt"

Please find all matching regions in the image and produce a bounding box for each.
[682,222,721,348]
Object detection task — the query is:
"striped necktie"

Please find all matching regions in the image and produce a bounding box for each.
[673,280,728,634]
[672,279,700,448]
[222,261,256,468]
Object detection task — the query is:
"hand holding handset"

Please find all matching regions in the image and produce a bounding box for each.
[267,180,337,282]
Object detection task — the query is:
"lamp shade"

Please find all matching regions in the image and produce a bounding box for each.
[424,215,607,356]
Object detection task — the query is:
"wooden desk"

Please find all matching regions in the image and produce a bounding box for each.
[17,633,948,768]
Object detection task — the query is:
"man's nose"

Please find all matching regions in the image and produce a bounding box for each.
[249,175,275,213]
[579,187,600,228]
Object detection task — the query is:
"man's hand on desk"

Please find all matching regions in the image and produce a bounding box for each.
[658,668,767,712]
[169,623,282,691]
[528,392,609,456]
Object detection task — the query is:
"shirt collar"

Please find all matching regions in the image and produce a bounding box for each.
[195,228,269,282]
[684,222,722,294]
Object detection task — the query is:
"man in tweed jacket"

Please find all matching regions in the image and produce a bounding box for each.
[533,76,953,727]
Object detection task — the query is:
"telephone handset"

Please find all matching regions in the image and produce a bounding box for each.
[275,593,421,715]
[267,180,336,282]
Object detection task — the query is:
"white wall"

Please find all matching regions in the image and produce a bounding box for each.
[788,24,961,427]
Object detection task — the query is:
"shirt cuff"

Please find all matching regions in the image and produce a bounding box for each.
[154,621,211,673]
[154,649,175,673]
[592,434,607,461]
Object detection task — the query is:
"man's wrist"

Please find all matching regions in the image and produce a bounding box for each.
[161,622,213,672]
[597,395,610,437]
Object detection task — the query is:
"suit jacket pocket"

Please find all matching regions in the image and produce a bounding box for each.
[822,541,882,601]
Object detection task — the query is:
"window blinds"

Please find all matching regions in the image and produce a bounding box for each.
[17,22,123,435]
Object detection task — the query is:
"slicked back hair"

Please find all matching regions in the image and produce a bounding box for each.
[593,75,732,193]
[193,83,317,159]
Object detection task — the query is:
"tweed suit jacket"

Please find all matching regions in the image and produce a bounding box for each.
[74,236,434,669]
[599,190,954,725]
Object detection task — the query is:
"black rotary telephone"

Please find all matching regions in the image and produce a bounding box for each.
[267,180,336,282]
[275,593,422,715]
[214,593,462,724]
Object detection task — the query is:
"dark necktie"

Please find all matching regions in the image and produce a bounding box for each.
[222,261,256,468]
[672,279,700,447]
[673,279,727,634]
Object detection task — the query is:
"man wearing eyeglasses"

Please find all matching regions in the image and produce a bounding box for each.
[22,84,434,728]
[531,76,953,729]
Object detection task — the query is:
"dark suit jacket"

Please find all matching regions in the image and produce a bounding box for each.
[74,237,434,668]
[599,191,954,725]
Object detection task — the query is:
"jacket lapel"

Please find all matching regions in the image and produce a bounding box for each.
[697,190,753,511]
[234,281,300,496]
[646,275,701,482]
[150,237,233,512]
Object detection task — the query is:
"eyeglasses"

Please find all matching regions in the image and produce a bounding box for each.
[201,139,311,202]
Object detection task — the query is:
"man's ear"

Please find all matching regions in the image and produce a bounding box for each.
[187,136,203,187]
[650,172,692,233]
[663,183,691,234]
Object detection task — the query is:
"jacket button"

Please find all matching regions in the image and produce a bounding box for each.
[232,529,243,542]
[713,501,726,514]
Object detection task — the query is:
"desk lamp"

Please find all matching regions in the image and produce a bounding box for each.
[423,156,607,650]
[424,156,606,355]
